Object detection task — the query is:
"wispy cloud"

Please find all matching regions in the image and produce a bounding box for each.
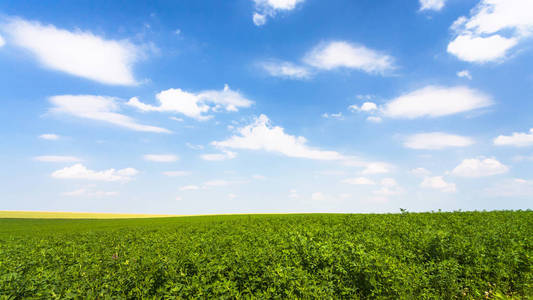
[404,132,474,150]
[49,95,170,133]
[2,18,142,85]
[34,155,82,163]
[52,164,138,182]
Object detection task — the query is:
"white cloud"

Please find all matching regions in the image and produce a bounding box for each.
[39,133,60,140]
[51,164,138,182]
[311,192,326,201]
[484,178,533,197]
[322,112,343,120]
[289,189,300,199]
[144,154,179,162]
[212,114,345,160]
[0,34,5,47]
[253,13,267,26]
[203,179,243,188]
[366,116,382,123]
[127,84,252,120]
[457,70,472,79]
[228,193,238,199]
[381,86,492,119]
[494,128,533,147]
[252,174,266,180]
[170,116,184,122]
[186,143,204,150]
[34,155,81,163]
[341,177,376,185]
[361,162,391,175]
[252,0,305,26]
[163,170,190,177]
[452,157,508,177]
[3,18,141,85]
[421,176,456,192]
[448,34,518,63]
[373,178,403,196]
[411,167,431,177]
[404,132,474,150]
[260,60,310,79]
[62,188,118,197]
[303,41,394,74]
[447,0,533,63]
[419,0,447,11]
[200,150,237,161]
[49,95,170,133]
[180,185,199,191]
[349,102,378,112]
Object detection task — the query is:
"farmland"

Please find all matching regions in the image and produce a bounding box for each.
[0,211,531,298]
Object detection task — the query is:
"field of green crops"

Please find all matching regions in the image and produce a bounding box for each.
[1,211,531,299]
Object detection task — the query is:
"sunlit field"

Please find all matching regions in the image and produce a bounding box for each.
[1,211,531,298]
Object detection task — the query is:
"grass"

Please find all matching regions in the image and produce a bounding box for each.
[0,210,178,219]
[0,211,531,298]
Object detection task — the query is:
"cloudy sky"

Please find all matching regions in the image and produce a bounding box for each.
[1,0,532,214]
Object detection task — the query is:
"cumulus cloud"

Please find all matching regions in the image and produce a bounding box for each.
[49,95,170,133]
[34,155,81,163]
[448,34,518,63]
[212,114,345,160]
[143,154,179,162]
[127,84,252,120]
[39,133,60,140]
[447,0,533,63]
[419,0,447,11]
[349,102,378,112]
[260,60,310,79]
[381,86,492,119]
[494,128,533,147]
[404,132,474,150]
[341,177,376,185]
[457,70,472,79]
[252,0,305,26]
[303,41,394,74]
[2,18,141,85]
[200,150,237,161]
[421,176,456,192]
[51,164,138,182]
[452,157,508,177]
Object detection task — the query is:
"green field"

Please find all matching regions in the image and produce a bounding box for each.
[1,211,531,299]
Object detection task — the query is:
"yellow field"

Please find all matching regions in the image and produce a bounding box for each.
[0,211,178,219]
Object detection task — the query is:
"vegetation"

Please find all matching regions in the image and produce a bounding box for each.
[0,211,531,299]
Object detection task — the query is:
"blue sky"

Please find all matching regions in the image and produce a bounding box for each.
[1,0,532,214]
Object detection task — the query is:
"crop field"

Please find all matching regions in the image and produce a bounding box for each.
[0,211,531,299]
